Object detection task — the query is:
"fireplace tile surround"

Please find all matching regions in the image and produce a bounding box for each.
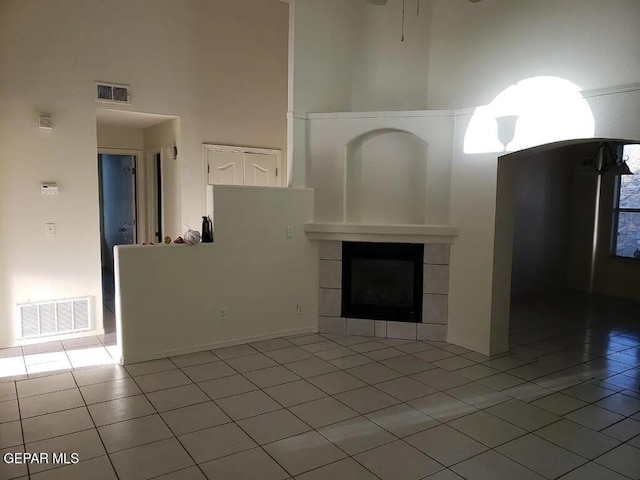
[318,241,450,341]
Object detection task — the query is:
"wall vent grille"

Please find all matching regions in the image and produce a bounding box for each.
[18,297,92,339]
[95,82,130,104]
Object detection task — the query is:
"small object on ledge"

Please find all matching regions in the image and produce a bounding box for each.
[201,215,213,243]
[184,229,201,245]
[174,236,185,244]
[163,236,172,244]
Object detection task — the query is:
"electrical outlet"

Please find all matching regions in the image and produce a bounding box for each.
[219,307,227,321]
[296,303,303,314]
[286,225,294,238]
[45,223,56,236]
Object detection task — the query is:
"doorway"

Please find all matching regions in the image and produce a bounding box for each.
[98,153,138,333]
[145,151,163,244]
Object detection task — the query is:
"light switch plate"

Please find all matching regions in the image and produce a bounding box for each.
[45,223,56,236]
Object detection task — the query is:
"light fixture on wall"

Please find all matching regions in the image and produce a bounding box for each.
[166,146,177,160]
[579,142,634,176]
[495,115,519,152]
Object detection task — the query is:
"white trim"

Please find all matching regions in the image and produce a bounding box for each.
[306,110,456,120]
[121,326,316,364]
[582,82,640,98]
[97,148,142,155]
[305,223,458,243]
[297,82,640,121]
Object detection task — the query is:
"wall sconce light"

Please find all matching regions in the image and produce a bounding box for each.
[495,115,519,152]
[166,146,177,160]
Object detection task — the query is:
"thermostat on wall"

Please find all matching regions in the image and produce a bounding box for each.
[41,183,58,195]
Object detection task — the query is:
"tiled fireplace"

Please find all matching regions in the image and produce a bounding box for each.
[318,240,450,341]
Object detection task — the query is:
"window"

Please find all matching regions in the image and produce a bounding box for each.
[613,144,640,258]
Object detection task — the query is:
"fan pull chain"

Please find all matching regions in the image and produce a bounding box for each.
[401,0,405,41]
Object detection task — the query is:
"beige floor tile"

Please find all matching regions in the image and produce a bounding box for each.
[263,379,327,407]
[409,392,477,422]
[536,419,620,459]
[496,434,586,479]
[318,416,396,455]
[160,401,230,436]
[295,457,378,480]
[451,450,544,480]
[80,378,142,405]
[289,396,358,429]
[146,384,209,412]
[264,431,346,476]
[16,372,76,398]
[88,394,155,426]
[200,447,288,480]
[307,370,367,395]
[406,424,487,466]
[178,422,256,463]
[197,374,258,399]
[237,408,311,444]
[242,365,299,388]
[355,440,442,480]
[448,410,526,447]
[181,361,236,382]
[133,369,192,393]
[594,444,640,479]
[0,420,22,448]
[366,403,439,437]
[109,438,193,480]
[98,414,173,453]
[30,455,117,480]
[215,390,281,420]
[22,407,93,443]
[334,386,400,414]
[72,365,129,387]
[19,388,84,418]
[26,429,106,473]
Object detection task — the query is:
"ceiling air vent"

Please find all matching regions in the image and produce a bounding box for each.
[95,82,131,104]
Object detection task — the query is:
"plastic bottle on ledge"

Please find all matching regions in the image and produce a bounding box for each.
[202,215,213,243]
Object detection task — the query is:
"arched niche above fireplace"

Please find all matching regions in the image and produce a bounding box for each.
[345,129,428,225]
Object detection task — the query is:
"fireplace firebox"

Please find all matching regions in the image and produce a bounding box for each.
[341,242,423,323]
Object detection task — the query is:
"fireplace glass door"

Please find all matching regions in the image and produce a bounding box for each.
[342,242,423,322]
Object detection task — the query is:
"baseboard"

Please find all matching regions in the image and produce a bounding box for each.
[0,328,106,349]
[121,326,318,364]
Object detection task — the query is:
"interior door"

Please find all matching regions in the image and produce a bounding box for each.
[207,150,244,185]
[243,152,278,186]
[98,154,137,270]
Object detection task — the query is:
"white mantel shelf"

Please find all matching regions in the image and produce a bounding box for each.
[304,223,458,244]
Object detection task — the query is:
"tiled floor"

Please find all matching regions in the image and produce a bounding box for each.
[1,292,639,479]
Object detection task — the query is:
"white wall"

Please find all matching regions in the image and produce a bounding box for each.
[306,112,454,225]
[290,0,431,113]
[346,130,427,224]
[290,0,362,112]
[428,0,640,109]
[350,0,431,111]
[0,0,288,346]
[143,119,182,238]
[97,125,144,151]
[115,187,317,363]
